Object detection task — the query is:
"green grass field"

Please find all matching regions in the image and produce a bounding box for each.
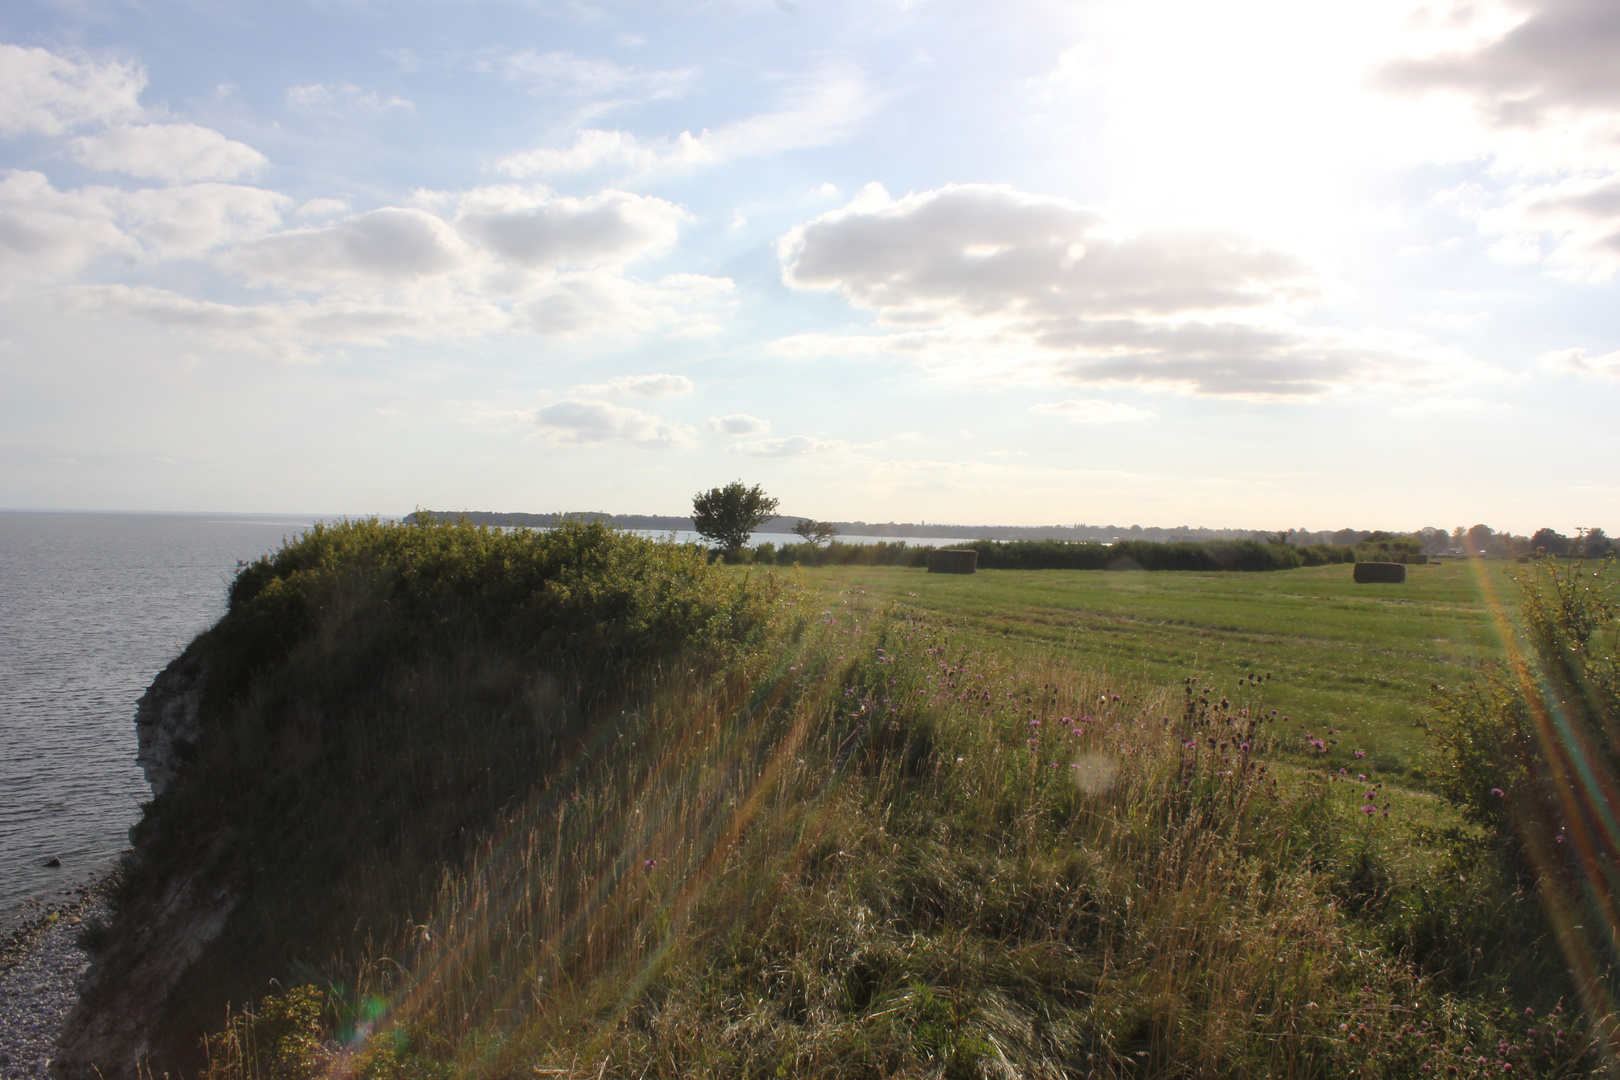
[782,558,1519,781]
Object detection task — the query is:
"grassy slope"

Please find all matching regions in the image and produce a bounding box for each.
[783,561,1509,781]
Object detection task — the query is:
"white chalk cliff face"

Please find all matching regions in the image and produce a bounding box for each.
[54,646,235,1080]
[132,652,206,800]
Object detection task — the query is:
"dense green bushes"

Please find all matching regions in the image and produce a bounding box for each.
[95,519,801,1070]
[1423,553,1620,1013]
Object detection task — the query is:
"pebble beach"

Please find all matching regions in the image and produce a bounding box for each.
[0,895,105,1080]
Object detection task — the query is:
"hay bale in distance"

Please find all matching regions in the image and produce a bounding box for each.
[1353,561,1406,584]
[928,549,979,574]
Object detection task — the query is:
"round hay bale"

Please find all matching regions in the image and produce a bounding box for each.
[1353,561,1406,584]
[927,549,978,574]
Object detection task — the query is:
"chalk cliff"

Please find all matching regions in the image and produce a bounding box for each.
[53,645,236,1080]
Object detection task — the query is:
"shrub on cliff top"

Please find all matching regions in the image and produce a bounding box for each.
[92,518,801,1071]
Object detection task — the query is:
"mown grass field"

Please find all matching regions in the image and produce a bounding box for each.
[781,558,1517,781]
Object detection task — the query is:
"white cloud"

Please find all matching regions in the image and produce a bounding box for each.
[576,373,692,398]
[705,413,770,435]
[453,186,682,270]
[294,198,348,219]
[771,183,1461,399]
[0,44,145,136]
[0,170,130,279]
[1464,173,1620,281]
[494,129,664,179]
[515,272,731,339]
[221,207,470,291]
[1540,347,1620,380]
[67,124,267,184]
[115,183,290,255]
[1389,395,1506,414]
[533,399,693,447]
[1031,399,1156,423]
[1377,0,1620,127]
[779,183,1314,319]
[61,283,507,360]
[727,435,841,457]
[495,64,873,179]
[0,146,720,351]
[0,171,290,281]
[286,83,413,114]
[492,50,691,103]
[1373,0,1620,279]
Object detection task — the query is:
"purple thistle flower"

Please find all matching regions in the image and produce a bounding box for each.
[1492,787,1505,797]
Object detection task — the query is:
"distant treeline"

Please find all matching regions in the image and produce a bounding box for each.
[426,510,1341,544]
[742,538,1357,572]
[424,512,1614,560]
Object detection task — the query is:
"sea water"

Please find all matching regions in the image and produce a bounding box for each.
[0,512,315,923]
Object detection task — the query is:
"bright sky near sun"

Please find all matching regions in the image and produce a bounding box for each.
[1,0,1616,532]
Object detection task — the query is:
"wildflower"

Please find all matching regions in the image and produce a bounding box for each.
[1555,835,1566,843]
[1492,787,1505,797]
[1354,749,1366,758]
[1526,1008,1535,1016]
[1339,768,1348,775]
[1239,743,1249,751]
[1358,774,1366,781]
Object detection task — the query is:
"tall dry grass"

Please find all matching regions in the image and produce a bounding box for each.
[231,594,1595,1079]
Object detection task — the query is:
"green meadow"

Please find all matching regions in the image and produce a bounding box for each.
[787,559,1514,781]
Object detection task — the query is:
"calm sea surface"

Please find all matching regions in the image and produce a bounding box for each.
[0,512,317,923]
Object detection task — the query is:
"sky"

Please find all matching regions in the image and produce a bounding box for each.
[0,0,1616,533]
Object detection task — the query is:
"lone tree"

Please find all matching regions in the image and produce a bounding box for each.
[692,480,779,556]
[791,518,839,547]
